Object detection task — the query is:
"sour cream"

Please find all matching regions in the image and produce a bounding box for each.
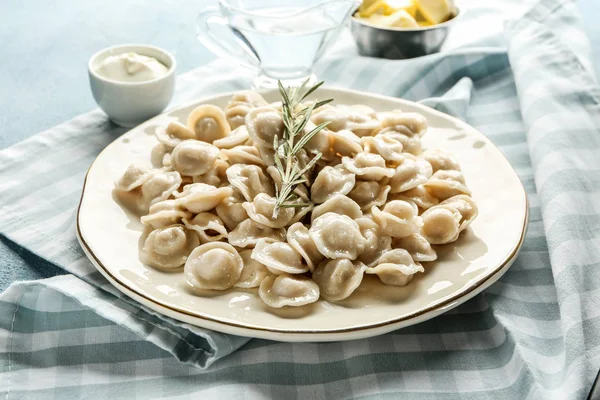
[96,52,169,82]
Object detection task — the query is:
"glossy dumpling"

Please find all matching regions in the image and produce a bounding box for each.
[219,145,266,167]
[389,185,439,210]
[372,200,422,238]
[225,90,269,129]
[311,193,363,222]
[393,233,437,262]
[389,154,433,193]
[182,212,228,242]
[116,163,154,192]
[304,125,335,160]
[361,135,405,164]
[420,205,462,244]
[439,195,478,231]
[421,149,461,173]
[212,126,251,149]
[312,104,381,137]
[309,212,366,260]
[187,104,231,143]
[140,199,191,229]
[251,239,309,275]
[366,249,424,286]
[310,165,356,203]
[173,183,233,213]
[313,259,367,301]
[140,224,199,269]
[356,216,392,267]
[377,111,428,137]
[242,193,295,228]
[348,181,391,211]
[245,106,284,149]
[193,159,230,187]
[139,171,183,211]
[234,249,270,288]
[286,222,324,271]
[170,140,219,176]
[259,274,320,308]
[424,170,471,201]
[215,188,249,230]
[150,144,170,169]
[155,121,196,149]
[330,129,363,157]
[342,153,395,181]
[228,219,285,248]
[226,164,274,202]
[184,242,243,290]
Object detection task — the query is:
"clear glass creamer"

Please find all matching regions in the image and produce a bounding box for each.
[197,0,359,88]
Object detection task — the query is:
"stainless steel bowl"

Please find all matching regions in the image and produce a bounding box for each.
[350,6,460,59]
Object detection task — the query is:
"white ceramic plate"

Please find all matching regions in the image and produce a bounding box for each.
[77,87,528,342]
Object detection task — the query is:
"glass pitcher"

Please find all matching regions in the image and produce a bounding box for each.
[197,0,360,88]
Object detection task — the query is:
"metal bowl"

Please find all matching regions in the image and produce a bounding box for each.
[350,6,460,59]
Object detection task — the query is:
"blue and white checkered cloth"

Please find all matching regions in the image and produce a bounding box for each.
[2,0,600,398]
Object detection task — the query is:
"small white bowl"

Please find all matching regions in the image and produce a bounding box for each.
[88,44,176,128]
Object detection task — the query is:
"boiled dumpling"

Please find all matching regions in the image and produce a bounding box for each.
[193,158,230,187]
[215,188,249,230]
[150,144,170,169]
[242,193,295,228]
[140,224,199,269]
[140,199,191,229]
[421,149,461,173]
[212,126,251,149]
[389,154,433,193]
[342,153,395,181]
[366,249,424,286]
[226,164,275,202]
[372,200,422,238]
[420,205,462,244]
[330,129,363,157]
[310,165,356,203]
[304,125,335,161]
[356,215,392,267]
[393,233,437,262]
[290,204,313,225]
[173,183,233,213]
[388,185,439,210]
[259,274,320,308]
[309,212,366,260]
[312,104,381,137]
[225,90,269,129]
[348,181,391,211]
[182,212,228,242]
[424,170,471,201]
[286,222,324,271]
[245,106,284,149]
[184,242,243,290]
[139,171,183,211]
[439,195,478,231]
[171,140,219,176]
[251,239,309,275]
[234,249,270,288]
[219,145,266,167]
[155,121,196,149]
[228,219,285,248]
[312,259,367,301]
[377,111,428,137]
[115,163,154,192]
[361,135,405,164]
[311,193,363,222]
[187,104,231,143]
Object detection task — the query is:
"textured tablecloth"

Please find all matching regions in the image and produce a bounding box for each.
[2,0,600,398]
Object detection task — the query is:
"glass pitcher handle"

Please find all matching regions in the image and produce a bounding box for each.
[196,7,260,72]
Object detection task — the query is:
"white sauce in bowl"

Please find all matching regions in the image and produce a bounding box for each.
[96,52,168,83]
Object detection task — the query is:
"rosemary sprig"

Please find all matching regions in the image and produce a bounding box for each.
[272,79,333,217]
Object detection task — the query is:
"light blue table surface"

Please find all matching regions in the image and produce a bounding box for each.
[1,0,599,290]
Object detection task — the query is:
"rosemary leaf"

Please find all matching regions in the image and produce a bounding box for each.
[292,121,330,155]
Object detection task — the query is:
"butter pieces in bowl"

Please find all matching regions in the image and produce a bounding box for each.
[351,0,459,59]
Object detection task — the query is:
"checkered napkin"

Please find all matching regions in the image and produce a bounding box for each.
[1,0,600,398]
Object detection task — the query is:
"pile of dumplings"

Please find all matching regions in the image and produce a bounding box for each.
[115,90,478,309]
